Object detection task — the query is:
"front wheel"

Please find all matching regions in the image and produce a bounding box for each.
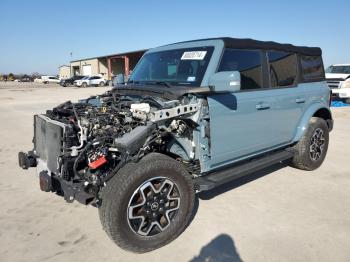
[99,153,195,253]
[99,81,105,87]
[81,82,87,88]
[290,117,329,171]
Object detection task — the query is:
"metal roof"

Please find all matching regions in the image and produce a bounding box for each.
[70,49,148,63]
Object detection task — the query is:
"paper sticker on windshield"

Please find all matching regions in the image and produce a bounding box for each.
[187,76,196,82]
[181,51,207,60]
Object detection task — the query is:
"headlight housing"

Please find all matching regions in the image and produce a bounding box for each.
[342,79,350,88]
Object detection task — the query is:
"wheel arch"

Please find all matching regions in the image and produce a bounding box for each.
[166,138,192,161]
[293,104,333,142]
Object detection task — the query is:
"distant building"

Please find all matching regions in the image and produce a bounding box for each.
[59,49,146,80]
[58,65,71,79]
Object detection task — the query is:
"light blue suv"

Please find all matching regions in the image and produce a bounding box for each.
[19,37,333,253]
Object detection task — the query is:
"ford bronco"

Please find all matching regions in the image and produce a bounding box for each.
[19,37,333,253]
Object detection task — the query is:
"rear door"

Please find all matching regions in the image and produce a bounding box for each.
[264,51,301,144]
[90,76,99,85]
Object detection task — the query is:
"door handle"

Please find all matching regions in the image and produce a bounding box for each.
[295,97,306,104]
[256,103,270,110]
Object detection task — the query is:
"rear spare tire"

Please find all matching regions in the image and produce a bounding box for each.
[291,117,329,171]
[99,153,195,253]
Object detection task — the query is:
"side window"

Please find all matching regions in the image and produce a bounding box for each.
[267,51,297,87]
[167,64,177,77]
[218,49,263,90]
[300,55,324,81]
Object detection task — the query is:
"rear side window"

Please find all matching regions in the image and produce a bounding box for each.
[300,55,324,81]
[218,49,263,90]
[268,51,297,87]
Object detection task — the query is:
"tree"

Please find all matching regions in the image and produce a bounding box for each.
[8,73,14,81]
[31,72,41,79]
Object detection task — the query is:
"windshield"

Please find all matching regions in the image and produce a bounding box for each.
[82,76,90,80]
[326,66,350,74]
[129,46,214,87]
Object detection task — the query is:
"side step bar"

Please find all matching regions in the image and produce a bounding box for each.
[194,149,294,192]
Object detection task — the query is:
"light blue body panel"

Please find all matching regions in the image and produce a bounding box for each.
[204,81,331,172]
[291,82,331,142]
[207,88,300,169]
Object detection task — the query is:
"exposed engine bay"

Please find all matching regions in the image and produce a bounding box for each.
[20,89,207,204]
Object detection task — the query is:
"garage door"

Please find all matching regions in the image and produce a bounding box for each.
[82,65,91,76]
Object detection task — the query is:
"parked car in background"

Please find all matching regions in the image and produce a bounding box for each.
[42,76,60,84]
[326,64,350,103]
[74,75,106,87]
[19,75,33,82]
[60,75,85,87]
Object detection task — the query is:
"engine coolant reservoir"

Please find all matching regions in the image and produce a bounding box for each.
[130,103,150,113]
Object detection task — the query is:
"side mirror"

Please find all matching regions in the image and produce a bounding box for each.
[114,74,125,85]
[208,71,241,92]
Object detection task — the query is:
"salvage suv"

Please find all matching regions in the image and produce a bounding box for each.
[19,38,333,253]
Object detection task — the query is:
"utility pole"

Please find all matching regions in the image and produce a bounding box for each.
[70,52,73,77]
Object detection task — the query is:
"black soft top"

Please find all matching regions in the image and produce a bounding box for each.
[171,37,322,56]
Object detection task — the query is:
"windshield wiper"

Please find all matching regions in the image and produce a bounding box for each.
[127,80,140,84]
[144,81,173,88]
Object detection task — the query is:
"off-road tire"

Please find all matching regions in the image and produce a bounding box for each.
[98,153,195,253]
[290,117,329,171]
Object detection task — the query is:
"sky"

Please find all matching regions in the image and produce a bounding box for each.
[1,0,349,75]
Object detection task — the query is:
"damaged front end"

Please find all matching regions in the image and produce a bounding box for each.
[19,89,206,205]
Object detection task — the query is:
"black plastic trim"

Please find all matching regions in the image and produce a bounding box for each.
[194,149,294,191]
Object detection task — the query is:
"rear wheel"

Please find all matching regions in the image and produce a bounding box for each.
[290,117,329,171]
[99,153,195,253]
[99,81,105,87]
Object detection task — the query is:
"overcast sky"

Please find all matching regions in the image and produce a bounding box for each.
[1,0,349,75]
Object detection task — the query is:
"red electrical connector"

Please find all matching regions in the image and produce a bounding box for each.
[88,156,107,169]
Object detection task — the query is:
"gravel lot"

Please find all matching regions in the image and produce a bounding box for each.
[0,82,349,262]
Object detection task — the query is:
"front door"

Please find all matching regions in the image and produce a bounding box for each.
[208,91,278,168]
